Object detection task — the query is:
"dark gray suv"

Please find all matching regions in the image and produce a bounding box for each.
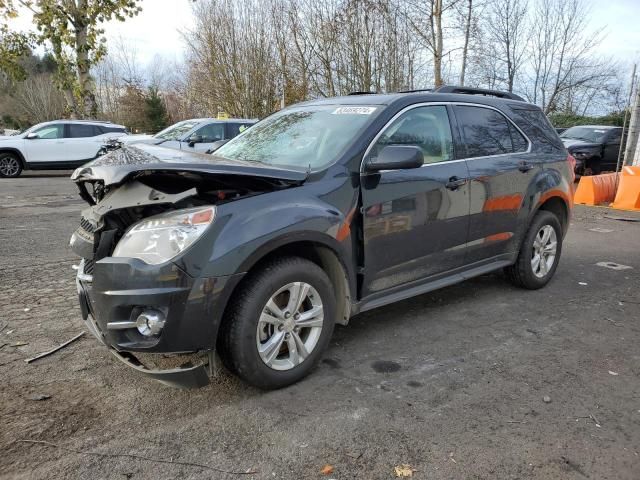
[70,86,573,389]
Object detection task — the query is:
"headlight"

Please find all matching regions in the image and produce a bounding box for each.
[112,206,215,265]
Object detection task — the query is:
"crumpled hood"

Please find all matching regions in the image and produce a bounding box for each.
[561,138,600,151]
[71,143,307,186]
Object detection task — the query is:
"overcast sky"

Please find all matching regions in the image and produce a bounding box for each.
[12,0,640,77]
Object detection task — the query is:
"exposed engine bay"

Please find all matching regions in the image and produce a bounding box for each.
[69,144,306,264]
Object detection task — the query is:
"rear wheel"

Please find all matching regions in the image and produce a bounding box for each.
[219,257,336,389]
[505,211,562,289]
[0,153,22,178]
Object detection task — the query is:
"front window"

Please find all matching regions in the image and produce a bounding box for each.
[153,120,200,141]
[33,124,63,139]
[372,105,454,164]
[215,105,380,170]
[193,123,224,142]
[561,127,608,143]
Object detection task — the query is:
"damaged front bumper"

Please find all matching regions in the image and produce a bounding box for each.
[75,257,243,388]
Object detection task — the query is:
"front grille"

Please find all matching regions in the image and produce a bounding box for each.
[80,217,96,233]
[84,259,95,274]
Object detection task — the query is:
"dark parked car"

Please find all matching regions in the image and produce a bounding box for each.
[560,125,624,175]
[70,86,573,389]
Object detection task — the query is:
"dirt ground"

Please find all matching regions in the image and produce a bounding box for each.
[1,172,639,480]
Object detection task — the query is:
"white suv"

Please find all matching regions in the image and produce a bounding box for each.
[0,120,127,178]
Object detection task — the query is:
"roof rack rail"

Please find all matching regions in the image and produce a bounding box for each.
[348,91,376,95]
[433,85,525,101]
[397,88,433,94]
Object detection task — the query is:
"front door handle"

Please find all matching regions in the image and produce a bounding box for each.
[445,176,467,190]
[518,161,534,173]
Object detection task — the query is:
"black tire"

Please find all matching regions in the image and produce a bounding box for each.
[219,256,336,389]
[0,153,22,178]
[504,211,563,290]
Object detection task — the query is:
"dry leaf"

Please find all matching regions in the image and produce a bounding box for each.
[320,464,334,475]
[394,464,414,477]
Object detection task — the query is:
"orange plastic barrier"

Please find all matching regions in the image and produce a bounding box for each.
[573,172,618,206]
[611,166,640,211]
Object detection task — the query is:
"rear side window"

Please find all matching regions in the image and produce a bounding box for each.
[99,126,126,134]
[227,123,253,138]
[68,124,99,138]
[373,105,454,164]
[455,105,528,158]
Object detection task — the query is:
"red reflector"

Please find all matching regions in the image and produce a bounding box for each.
[192,208,214,224]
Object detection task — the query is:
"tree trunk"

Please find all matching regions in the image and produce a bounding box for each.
[459,0,472,86]
[74,4,97,118]
[433,0,444,87]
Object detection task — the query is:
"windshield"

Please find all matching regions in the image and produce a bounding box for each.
[561,127,608,143]
[153,120,200,141]
[215,105,380,170]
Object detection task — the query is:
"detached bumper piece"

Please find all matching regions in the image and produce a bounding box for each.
[110,350,211,389]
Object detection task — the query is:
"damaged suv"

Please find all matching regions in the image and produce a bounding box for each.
[71,86,573,389]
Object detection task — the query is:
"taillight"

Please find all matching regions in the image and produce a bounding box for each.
[567,154,576,183]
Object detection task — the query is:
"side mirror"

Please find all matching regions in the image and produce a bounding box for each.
[26,132,39,140]
[206,139,230,154]
[365,145,424,172]
[187,134,203,147]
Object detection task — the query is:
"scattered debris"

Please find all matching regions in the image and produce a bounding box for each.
[25,332,84,364]
[27,394,51,401]
[596,261,632,271]
[346,451,363,460]
[578,282,588,286]
[23,308,30,312]
[543,395,552,403]
[11,341,28,347]
[320,464,334,475]
[608,370,619,376]
[588,227,613,233]
[15,440,257,475]
[394,464,415,477]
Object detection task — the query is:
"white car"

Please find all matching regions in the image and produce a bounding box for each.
[0,120,127,178]
[120,118,256,154]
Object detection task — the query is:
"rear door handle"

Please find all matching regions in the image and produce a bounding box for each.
[518,161,534,172]
[445,176,467,190]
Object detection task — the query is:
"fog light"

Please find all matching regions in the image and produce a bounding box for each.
[136,309,166,336]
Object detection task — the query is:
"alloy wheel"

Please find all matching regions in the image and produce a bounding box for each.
[0,157,20,177]
[531,225,557,278]
[256,282,324,371]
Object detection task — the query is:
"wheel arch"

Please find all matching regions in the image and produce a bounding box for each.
[237,239,353,326]
[535,195,570,237]
[0,148,26,168]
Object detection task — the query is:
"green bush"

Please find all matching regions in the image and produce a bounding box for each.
[549,112,625,128]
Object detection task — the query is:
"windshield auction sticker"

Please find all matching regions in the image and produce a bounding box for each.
[332,106,377,115]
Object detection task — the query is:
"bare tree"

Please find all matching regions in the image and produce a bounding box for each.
[528,0,612,114]
[11,74,66,122]
[484,0,528,92]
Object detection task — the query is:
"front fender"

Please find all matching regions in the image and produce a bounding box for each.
[175,188,355,280]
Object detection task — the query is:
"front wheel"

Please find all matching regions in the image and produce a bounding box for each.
[219,257,336,389]
[505,211,563,289]
[0,153,22,178]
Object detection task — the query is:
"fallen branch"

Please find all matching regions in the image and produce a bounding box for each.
[25,333,85,364]
[16,440,257,475]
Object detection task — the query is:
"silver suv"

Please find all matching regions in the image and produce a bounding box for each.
[120,118,256,153]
